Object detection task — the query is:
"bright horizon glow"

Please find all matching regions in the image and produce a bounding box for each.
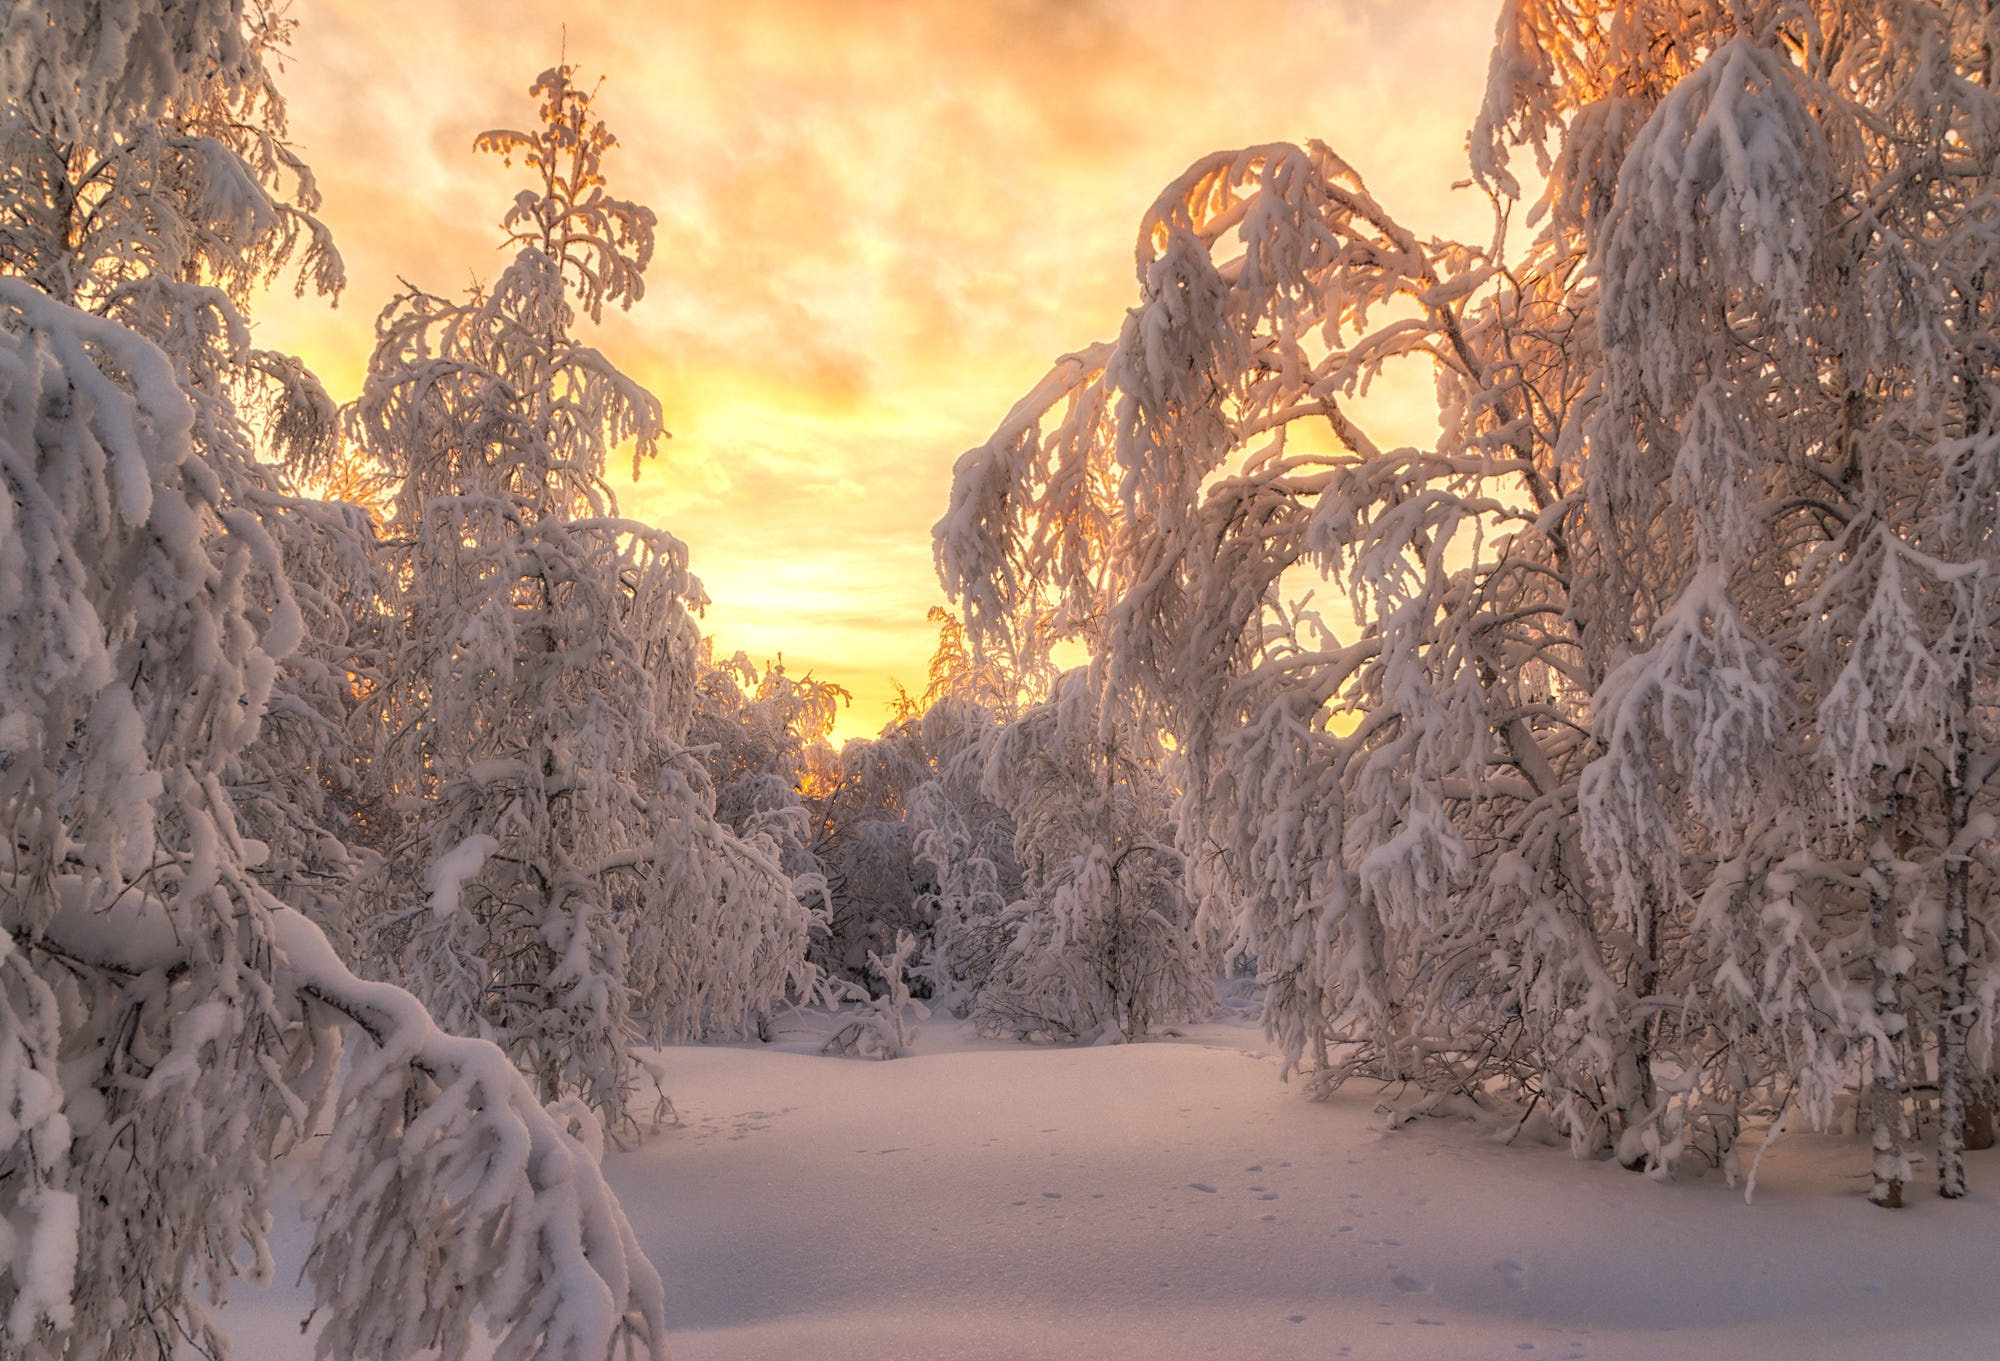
[253,0,1500,742]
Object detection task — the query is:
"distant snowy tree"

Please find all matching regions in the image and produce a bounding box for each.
[795,610,1028,995]
[355,66,812,1128]
[802,733,928,983]
[689,646,846,918]
[905,702,1021,1014]
[0,19,665,1356]
[940,0,2000,1194]
[889,605,1020,721]
[971,670,1209,1042]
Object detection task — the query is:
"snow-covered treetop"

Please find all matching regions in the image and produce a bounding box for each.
[354,66,664,525]
[474,64,656,323]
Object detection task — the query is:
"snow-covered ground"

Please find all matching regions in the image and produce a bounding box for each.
[225,1010,2000,1360]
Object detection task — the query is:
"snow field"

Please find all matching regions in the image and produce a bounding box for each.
[216,1011,2000,1360]
[636,1016,2000,1361]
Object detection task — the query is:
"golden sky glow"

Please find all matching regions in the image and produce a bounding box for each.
[254,0,1499,741]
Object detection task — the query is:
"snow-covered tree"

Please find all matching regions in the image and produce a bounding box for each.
[0,0,380,957]
[973,669,1210,1042]
[940,0,2000,1194]
[356,66,812,1127]
[0,12,665,1354]
[801,732,928,984]
[905,701,1021,1014]
[689,647,845,910]
[939,128,1620,1121]
[1491,0,2000,1199]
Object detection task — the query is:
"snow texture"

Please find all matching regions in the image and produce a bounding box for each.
[218,1012,2000,1361]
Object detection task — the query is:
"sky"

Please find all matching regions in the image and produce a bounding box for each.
[253,0,1501,741]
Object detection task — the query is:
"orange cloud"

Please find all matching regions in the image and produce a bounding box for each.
[253,0,1501,740]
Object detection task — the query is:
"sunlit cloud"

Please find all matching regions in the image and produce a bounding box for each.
[255,0,1500,739]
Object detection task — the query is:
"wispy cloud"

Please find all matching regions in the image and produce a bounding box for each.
[256,0,1498,738]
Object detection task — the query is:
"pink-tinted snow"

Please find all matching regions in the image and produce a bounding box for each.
[223,1013,2000,1360]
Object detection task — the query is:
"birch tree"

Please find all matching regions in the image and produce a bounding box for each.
[973,668,1211,1042]
[0,8,664,1355]
[940,0,2000,1192]
[356,67,812,1128]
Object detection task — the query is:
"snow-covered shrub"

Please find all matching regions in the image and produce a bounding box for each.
[822,932,929,1060]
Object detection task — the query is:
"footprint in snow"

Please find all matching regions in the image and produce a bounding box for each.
[1494,1258,1528,1290]
[1391,1273,1432,1294]
[1285,1314,1306,1324]
[1189,1183,1218,1193]
[1042,1191,1062,1199]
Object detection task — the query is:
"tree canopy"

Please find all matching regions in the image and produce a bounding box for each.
[940,0,2000,1203]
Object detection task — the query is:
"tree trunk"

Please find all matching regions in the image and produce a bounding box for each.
[1939,677,1975,1200]
[1867,839,1909,1208]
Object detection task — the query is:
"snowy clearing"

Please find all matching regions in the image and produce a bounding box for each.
[223,1012,2000,1360]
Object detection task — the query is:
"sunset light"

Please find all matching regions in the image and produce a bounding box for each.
[254,0,1496,740]
[17,2,2000,1354]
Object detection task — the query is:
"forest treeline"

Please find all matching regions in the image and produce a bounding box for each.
[2,0,1999,1358]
